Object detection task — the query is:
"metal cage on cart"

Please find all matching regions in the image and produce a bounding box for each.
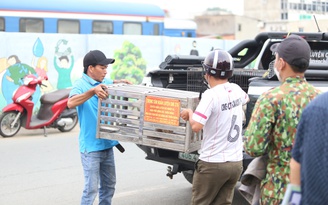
[97,84,202,153]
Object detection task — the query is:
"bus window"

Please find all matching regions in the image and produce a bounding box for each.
[123,22,142,35]
[58,20,79,34]
[187,32,192,37]
[92,21,113,34]
[153,24,159,35]
[19,18,43,33]
[0,18,4,31]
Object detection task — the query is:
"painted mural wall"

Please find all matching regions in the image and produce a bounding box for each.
[0,33,240,112]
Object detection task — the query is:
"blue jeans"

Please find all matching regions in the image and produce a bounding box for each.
[80,148,116,205]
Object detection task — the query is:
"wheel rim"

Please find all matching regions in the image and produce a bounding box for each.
[63,115,78,131]
[0,112,21,137]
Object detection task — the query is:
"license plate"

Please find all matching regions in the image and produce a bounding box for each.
[178,152,199,162]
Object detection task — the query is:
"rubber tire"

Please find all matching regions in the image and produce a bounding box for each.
[58,115,78,132]
[0,111,22,137]
[182,170,194,184]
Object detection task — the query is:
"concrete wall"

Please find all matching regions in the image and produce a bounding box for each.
[244,0,281,21]
[0,33,240,111]
[194,14,236,37]
[194,14,261,40]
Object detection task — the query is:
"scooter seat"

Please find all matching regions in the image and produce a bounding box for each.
[40,88,71,104]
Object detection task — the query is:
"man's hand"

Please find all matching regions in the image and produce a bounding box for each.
[114,79,133,84]
[180,109,191,121]
[180,109,203,133]
[94,84,109,100]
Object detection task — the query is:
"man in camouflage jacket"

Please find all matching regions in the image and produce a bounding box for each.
[244,35,321,205]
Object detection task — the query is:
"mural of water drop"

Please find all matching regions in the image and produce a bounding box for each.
[33,38,44,57]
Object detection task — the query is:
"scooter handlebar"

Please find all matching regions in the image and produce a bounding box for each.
[41,76,48,87]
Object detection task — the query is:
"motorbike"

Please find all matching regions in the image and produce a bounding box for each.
[0,74,78,137]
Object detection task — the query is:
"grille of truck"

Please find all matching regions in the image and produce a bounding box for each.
[230,69,266,93]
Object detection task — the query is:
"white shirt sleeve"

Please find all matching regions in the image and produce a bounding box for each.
[242,89,249,105]
[192,90,213,125]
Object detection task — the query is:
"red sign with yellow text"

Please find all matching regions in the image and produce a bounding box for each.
[144,96,180,126]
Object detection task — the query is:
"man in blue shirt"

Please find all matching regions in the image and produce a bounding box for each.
[290,92,328,205]
[68,50,131,205]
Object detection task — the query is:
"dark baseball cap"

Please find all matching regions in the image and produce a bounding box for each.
[83,50,115,68]
[270,34,311,69]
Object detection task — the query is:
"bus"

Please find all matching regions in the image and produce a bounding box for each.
[0,0,196,37]
[164,18,197,37]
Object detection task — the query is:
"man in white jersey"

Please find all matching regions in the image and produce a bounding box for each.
[181,50,249,205]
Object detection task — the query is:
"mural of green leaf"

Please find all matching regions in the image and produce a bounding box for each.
[111,41,147,84]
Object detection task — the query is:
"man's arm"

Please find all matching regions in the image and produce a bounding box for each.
[180,109,203,133]
[67,84,108,108]
[290,158,301,185]
[113,79,132,84]
[244,94,275,157]
[290,107,307,186]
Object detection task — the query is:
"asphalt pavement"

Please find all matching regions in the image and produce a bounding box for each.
[0,126,248,205]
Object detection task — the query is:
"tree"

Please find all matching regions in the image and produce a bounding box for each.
[111,41,147,84]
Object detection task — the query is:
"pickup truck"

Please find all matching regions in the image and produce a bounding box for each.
[137,31,328,185]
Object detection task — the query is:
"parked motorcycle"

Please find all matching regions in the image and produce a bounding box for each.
[0,74,78,137]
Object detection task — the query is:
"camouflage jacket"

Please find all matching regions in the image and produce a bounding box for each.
[244,76,321,203]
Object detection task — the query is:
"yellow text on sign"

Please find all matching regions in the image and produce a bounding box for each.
[144,96,181,126]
